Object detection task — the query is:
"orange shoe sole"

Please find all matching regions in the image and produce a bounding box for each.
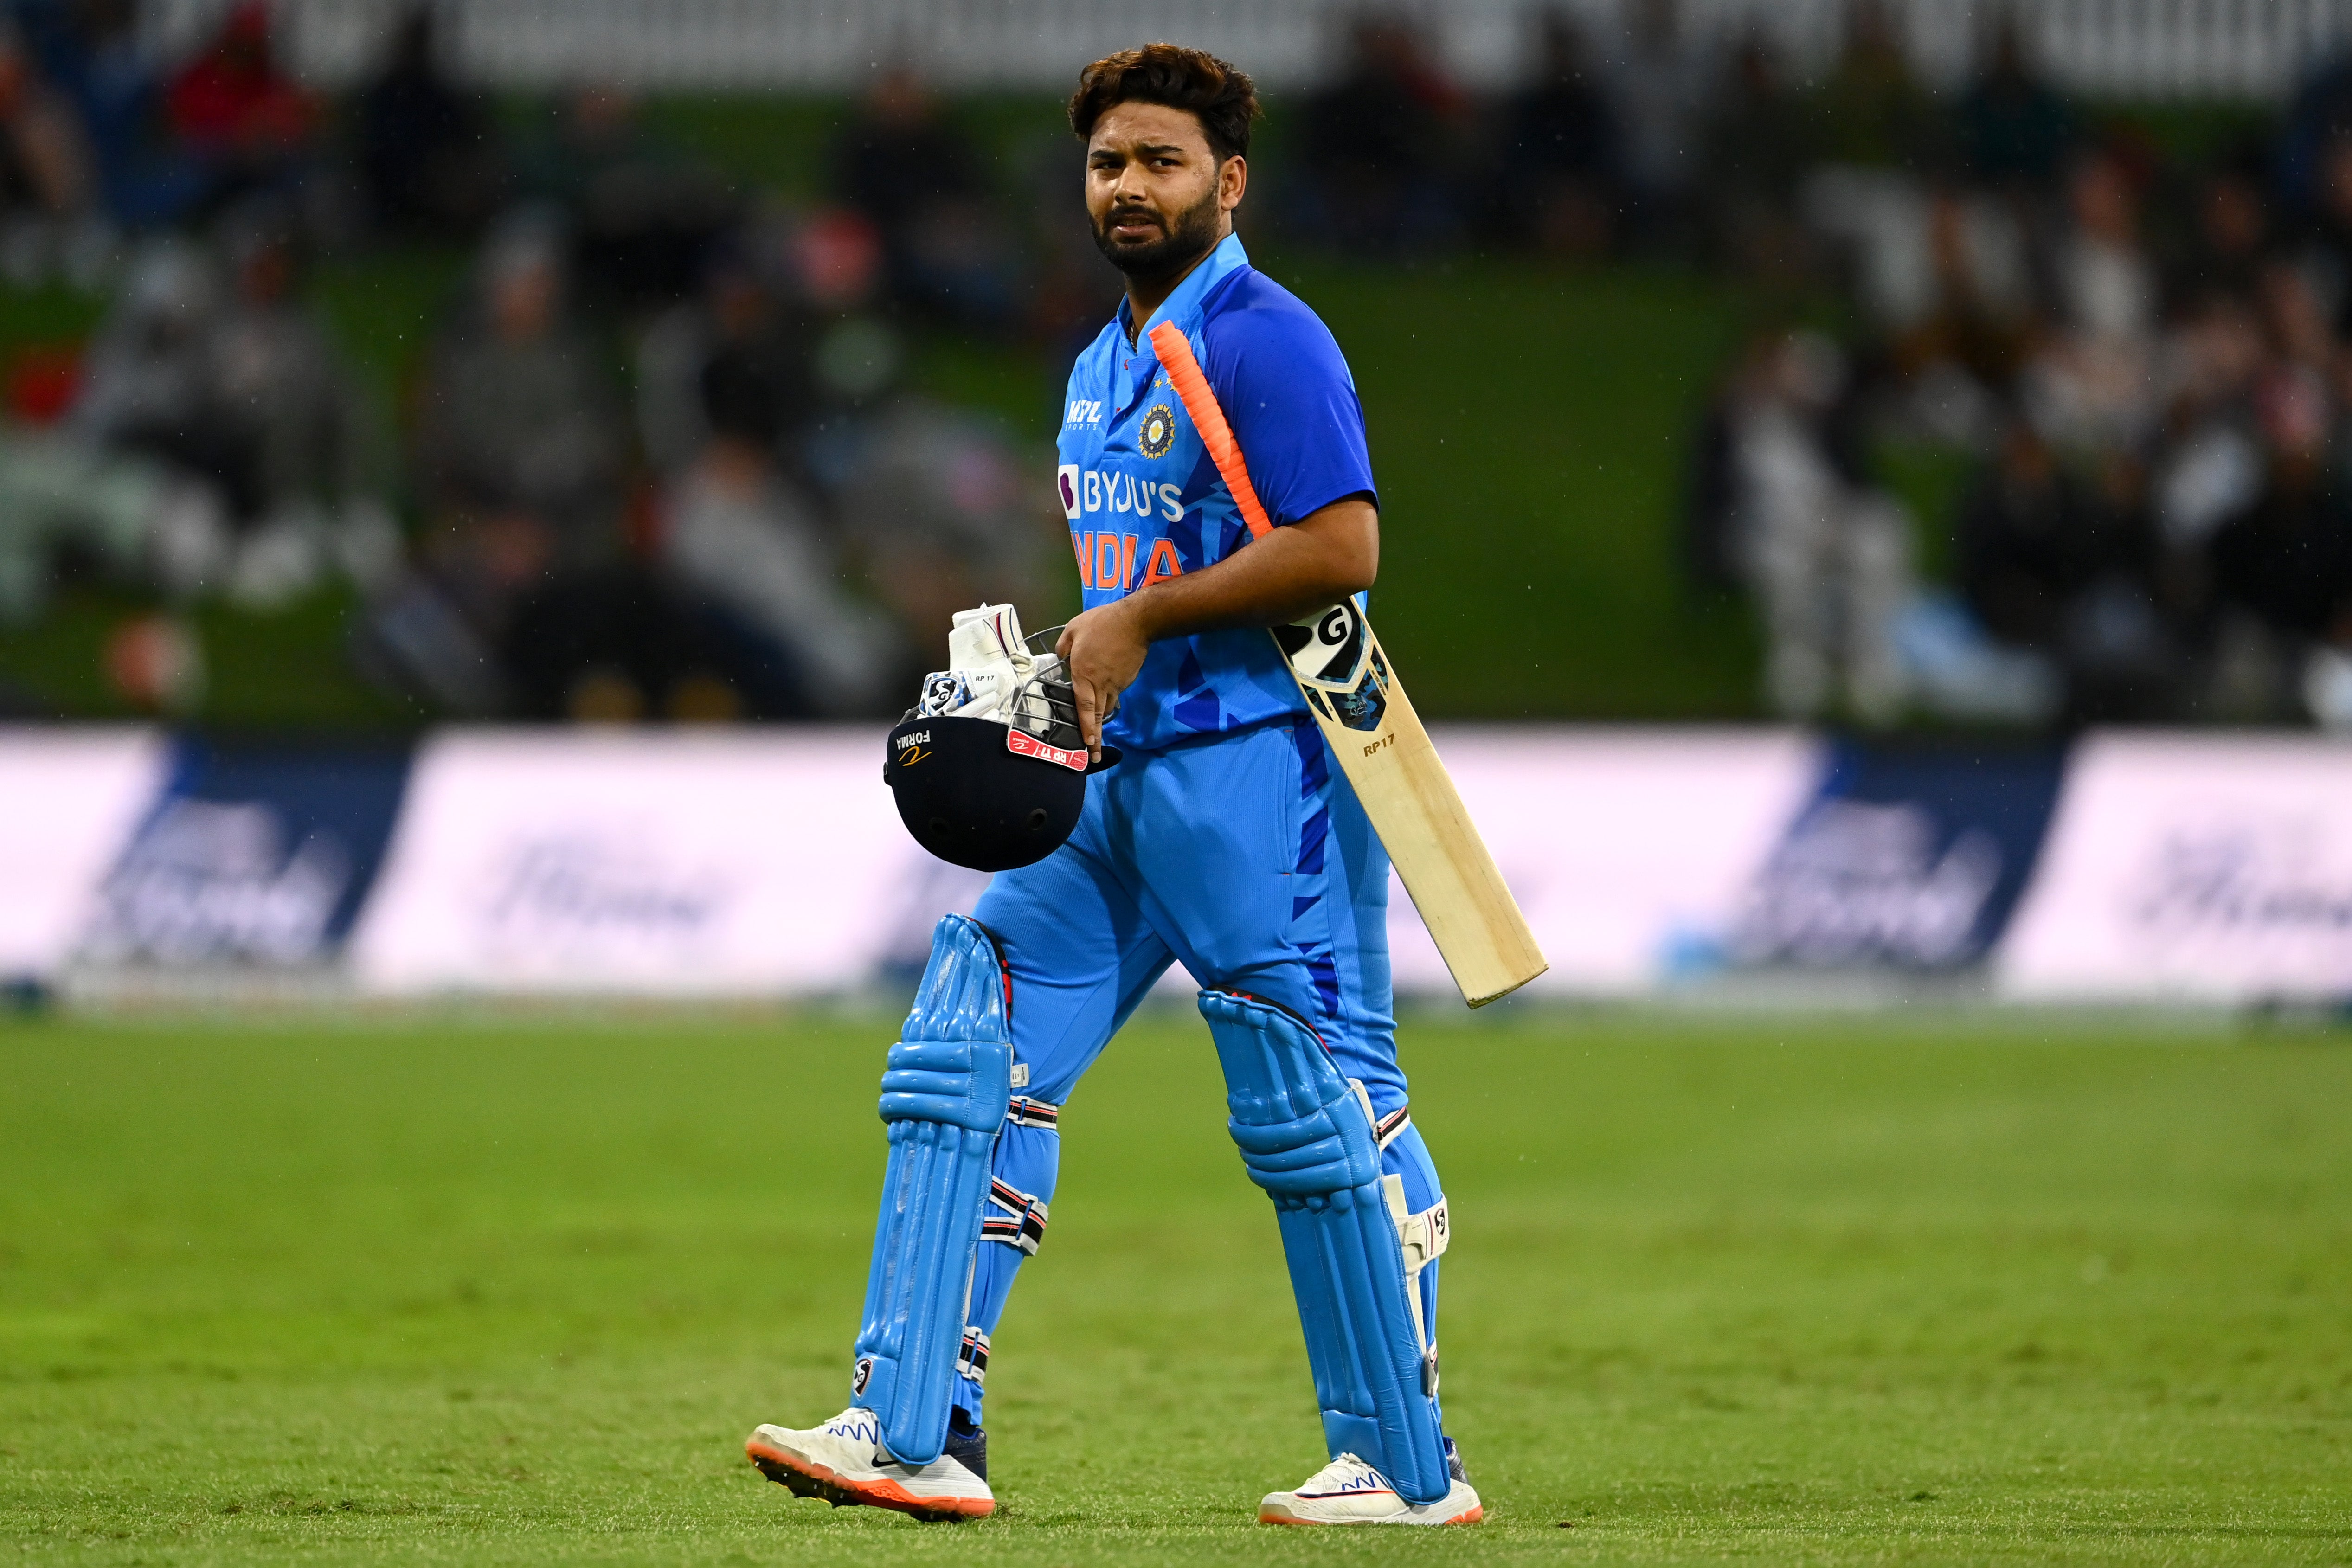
[746,1436,994,1521]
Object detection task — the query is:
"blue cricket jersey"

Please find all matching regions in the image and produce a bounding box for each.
[1054,232,1377,754]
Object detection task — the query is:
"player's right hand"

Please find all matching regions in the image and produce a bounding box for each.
[1055,603,1145,763]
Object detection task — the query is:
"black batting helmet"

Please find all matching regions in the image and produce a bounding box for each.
[886,713,1120,872]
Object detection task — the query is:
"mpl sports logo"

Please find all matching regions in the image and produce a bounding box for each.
[1007,728,1086,772]
[1064,399,1104,425]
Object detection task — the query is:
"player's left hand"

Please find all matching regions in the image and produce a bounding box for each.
[1056,601,1148,763]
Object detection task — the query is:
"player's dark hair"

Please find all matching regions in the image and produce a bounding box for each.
[1068,43,1260,165]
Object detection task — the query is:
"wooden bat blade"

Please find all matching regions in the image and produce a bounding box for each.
[1282,609,1546,1007]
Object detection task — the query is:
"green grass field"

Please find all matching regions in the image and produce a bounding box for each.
[4,1008,2349,1564]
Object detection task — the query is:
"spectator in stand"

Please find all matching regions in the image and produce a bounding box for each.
[71,238,244,511]
[1294,16,1468,255]
[636,229,818,481]
[205,198,392,605]
[1954,15,2076,196]
[0,248,229,626]
[0,21,96,286]
[0,419,223,625]
[413,212,624,592]
[592,86,736,313]
[1910,189,2037,403]
[2059,148,2160,340]
[1606,0,1711,251]
[353,6,504,238]
[829,67,1015,326]
[2168,146,2271,311]
[70,211,388,609]
[2294,131,2352,336]
[653,280,898,717]
[162,1,318,209]
[1958,421,2091,651]
[1696,31,1807,280]
[2022,148,2163,455]
[832,396,1052,696]
[1808,0,1943,175]
[1797,5,1969,347]
[527,85,737,315]
[2275,46,2352,220]
[1492,10,1618,257]
[391,212,626,712]
[2208,359,2352,715]
[1718,328,1916,723]
[2148,289,2265,600]
[19,0,209,229]
[1955,419,2167,719]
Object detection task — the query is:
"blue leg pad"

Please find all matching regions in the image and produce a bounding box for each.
[1197,989,1450,1504]
[851,914,1013,1466]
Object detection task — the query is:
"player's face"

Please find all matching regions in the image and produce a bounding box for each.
[1085,102,1243,279]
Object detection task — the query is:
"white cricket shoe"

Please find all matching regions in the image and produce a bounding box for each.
[1259,1448,1484,1526]
[745,1407,994,1521]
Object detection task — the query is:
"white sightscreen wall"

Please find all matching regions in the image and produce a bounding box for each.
[0,729,169,977]
[1997,733,2352,1002]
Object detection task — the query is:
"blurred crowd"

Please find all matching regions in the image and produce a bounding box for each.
[0,1,1069,721]
[11,0,2352,730]
[1281,0,2352,729]
[1621,1,2352,730]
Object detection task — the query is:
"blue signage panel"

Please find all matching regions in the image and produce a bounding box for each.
[83,739,413,966]
[1729,737,2069,971]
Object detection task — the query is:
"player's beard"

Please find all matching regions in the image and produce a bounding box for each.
[1092,184,1223,283]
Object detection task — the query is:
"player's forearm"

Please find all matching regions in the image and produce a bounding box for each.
[1125,496,1379,642]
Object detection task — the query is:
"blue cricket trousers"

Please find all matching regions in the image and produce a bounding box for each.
[945,717,1446,1428]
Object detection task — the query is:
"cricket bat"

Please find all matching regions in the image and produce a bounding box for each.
[1147,321,1547,1007]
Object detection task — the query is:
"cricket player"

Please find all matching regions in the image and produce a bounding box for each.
[748,43,1480,1527]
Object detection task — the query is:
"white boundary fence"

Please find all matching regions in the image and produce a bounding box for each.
[138,0,2352,97]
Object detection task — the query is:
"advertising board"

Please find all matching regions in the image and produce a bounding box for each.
[79,739,412,966]
[1999,734,2352,1001]
[1720,739,2068,974]
[0,729,166,979]
[348,730,983,995]
[1383,729,1822,995]
[352,727,1821,1000]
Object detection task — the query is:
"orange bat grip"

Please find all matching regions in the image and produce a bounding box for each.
[1146,321,1274,541]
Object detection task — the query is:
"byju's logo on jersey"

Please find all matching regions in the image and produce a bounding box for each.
[1064,398,1104,425]
[1139,402,1177,458]
[1055,463,1081,520]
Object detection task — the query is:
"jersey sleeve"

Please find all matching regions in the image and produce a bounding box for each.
[1201,287,1377,527]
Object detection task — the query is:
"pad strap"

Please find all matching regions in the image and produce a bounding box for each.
[1374,1104,1412,1150]
[957,1326,990,1386]
[1005,1094,1060,1129]
[982,1177,1049,1255]
[1383,1176,1450,1394]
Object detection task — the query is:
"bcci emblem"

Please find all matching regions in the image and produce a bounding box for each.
[1139,402,1176,459]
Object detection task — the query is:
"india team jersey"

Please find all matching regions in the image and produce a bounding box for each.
[1055,232,1377,753]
